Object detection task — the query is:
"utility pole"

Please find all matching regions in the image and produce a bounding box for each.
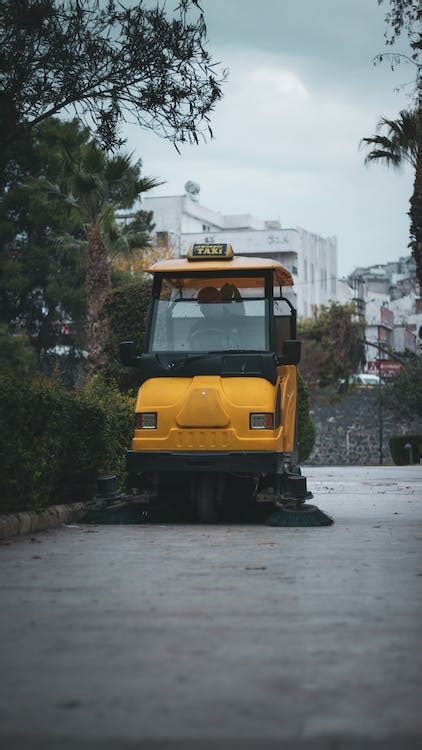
[378,325,383,465]
[362,338,409,466]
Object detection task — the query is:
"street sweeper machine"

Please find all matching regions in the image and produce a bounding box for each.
[120,244,332,526]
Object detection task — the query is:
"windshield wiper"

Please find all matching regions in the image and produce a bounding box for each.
[168,350,266,369]
[208,349,266,354]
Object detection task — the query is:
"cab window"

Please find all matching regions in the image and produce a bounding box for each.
[149,274,270,353]
[273,299,294,355]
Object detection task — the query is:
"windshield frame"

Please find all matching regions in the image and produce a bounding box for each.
[146,269,275,354]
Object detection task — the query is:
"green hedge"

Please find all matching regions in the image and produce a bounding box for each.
[0,374,134,514]
[100,278,152,391]
[297,372,316,462]
[389,434,421,465]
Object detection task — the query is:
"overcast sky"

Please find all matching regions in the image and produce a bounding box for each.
[124,0,416,277]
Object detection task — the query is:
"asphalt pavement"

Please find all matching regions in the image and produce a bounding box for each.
[0,466,421,749]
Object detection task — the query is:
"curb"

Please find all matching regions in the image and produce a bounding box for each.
[0,502,88,541]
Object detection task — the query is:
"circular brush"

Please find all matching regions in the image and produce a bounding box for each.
[265,503,334,527]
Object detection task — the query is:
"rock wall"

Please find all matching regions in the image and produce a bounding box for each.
[304,387,422,466]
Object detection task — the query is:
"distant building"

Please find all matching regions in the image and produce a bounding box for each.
[337,273,419,373]
[348,256,417,300]
[143,191,338,318]
[392,325,417,354]
[344,255,421,360]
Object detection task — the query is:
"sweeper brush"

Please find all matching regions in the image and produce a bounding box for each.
[265,503,334,527]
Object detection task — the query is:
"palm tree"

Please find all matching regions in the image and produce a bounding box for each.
[48,142,161,369]
[361,109,417,169]
[361,108,421,290]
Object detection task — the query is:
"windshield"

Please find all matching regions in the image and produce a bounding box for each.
[149,274,269,353]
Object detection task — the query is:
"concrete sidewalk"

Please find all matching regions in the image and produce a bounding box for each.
[0,466,421,748]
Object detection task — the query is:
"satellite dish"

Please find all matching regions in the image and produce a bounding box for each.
[184,181,200,201]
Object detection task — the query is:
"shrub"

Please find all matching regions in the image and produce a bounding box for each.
[383,357,422,420]
[0,373,134,514]
[100,278,152,391]
[389,434,421,465]
[297,372,316,462]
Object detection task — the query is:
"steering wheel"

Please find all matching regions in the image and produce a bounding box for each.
[189,328,225,346]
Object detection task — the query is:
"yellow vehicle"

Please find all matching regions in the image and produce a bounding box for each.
[120,243,318,524]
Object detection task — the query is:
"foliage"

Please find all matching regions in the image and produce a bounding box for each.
[360,107,421,286]
[0,0,224,152]
[298,303,366,388]
[373,2,422,288]
[100,278,152,391]
[383,356,422,419]
[389,434,421,464]
[111,211,156,264]
[42,138,160,369]
[83,376,134,481]
[360,110,417,169]
[112,233,175,277]
[0,115,158,368]
[378,1,421,58]
[297,372,316,462]
[0,118,88,351]
[0,372,134,514]
[0,325,37,379]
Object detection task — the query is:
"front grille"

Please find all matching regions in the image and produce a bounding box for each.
[174,430,230,450]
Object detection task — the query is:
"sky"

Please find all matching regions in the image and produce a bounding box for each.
[124,0,416,277]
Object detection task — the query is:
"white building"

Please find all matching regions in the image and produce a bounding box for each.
[143,192,338,318]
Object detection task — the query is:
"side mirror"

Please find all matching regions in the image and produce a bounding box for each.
[277,340,301,365]
[119,341,139,367]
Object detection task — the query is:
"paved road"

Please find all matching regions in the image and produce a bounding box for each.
[1,466,421,749]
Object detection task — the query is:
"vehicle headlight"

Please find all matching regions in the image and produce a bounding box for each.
[250,413,274,430]
[136,412,157,429]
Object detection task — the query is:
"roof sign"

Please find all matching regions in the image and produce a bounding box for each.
[187,243,234,261]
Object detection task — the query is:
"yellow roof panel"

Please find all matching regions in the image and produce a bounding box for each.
[147,256,293,286]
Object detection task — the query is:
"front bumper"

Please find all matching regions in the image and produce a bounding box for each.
[127,450,284,475]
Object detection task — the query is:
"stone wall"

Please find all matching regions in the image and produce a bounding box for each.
[304,387,422,466]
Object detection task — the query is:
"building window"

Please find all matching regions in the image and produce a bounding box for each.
[292,265,298,275]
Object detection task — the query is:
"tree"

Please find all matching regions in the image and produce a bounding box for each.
[378,1,421,53]
[361,108,422,287]
[0,118,88,351]
[383,355,422,419]
[298,303,366,388]
[361,109,417,169]
[0,0,224,153]
[366,1,422,289]
[111,218,176,279]
[47,141,161,368]
[0,116,158,368]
